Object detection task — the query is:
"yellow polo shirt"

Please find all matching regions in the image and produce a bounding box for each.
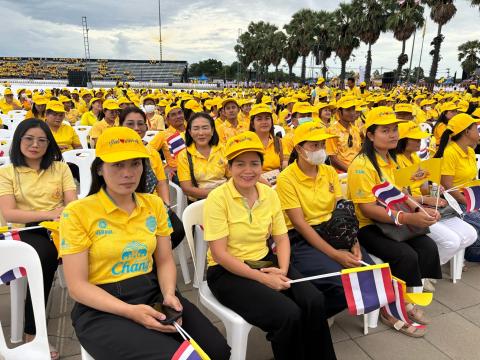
[80,111,100,126]
[177,144,227,187]
[441,142,477,188]
[216,119,248,144]
[433,122,447,144]
[149,126,185,168]
[396,152,422,196]
[65,109,81,125]
[51,123,82,152]
[146,144,167,181]
[282,131,295,159]
[89,119,119,141]
[262,137,283,172]
[326,122,362,168]
[0,99,21,114]
[0,162,76,226]
[146,112,165,131]
[347,153,398,228]
[276,161,341,230]
[204,179,287,266]
[59,189,173,284]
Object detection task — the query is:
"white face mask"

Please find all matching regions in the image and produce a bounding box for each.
[144,104,156,113]
[425,106,432,111]
[304,149,327,165]
[298,117,313,125]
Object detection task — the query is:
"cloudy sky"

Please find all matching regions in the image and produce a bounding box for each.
[1,0,479,78]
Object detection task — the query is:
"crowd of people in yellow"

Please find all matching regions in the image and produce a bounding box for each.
[1,76,480,360]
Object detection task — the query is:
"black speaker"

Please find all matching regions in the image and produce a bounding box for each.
[382,71,395,84]
[68,71,91,87]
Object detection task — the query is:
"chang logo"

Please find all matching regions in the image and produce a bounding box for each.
[111,241,150,276]
[146,216,157,232]
[96,219,113,236]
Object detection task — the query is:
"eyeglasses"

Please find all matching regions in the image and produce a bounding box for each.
[21,136,50,147]
[348,134,353,148]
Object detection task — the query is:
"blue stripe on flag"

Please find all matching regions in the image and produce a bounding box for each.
[357,269,380,314]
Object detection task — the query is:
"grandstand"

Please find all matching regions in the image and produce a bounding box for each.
[0,57,188,82]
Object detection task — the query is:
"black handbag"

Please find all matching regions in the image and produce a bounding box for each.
[167,208,185,249]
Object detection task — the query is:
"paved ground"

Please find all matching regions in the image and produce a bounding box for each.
[1,259,480,360]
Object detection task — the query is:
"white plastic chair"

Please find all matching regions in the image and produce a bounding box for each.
[182,200,253,360]
[62,149,96,198]
[362,253,384,334]
[0,129,13,138]
[0,241,50,359]
[419,123,432,134]
[0,138,12,158]
[8,117,24,131]
[274,125,286,138]
[449,248,465,284]
[168,181,191,285]
[143,130,159,144]
[0,156,10,167]
[7,110,27,117]
[80,345,95,360]
[73,126,92,149]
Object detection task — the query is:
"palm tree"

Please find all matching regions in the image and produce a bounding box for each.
[284,9,317,82]
[386,0,425,83]
[422,0,457,84]
[267,31,287,82]
[351,0,388,86]
[458,40,480,77]
[284,38,299,82]
[312,10,334,80]
[330,3,361,88]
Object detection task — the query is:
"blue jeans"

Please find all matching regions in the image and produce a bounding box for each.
[460,204,480,262]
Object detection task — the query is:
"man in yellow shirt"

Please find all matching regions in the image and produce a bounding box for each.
[216,98,248,143]
[59,95,81,125]
[44,100,82,152]
[143,95,165,130]
[345,78,361,98]
[89,99,119,147]
[326,96,362,172]
[0,88,22,113]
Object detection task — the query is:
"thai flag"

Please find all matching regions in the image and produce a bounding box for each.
[372,181,408,208]
[383,276,426,329]
[171,340,202,360]
[418,147,429,159]
[0,267,26,285]
[341,264,395,315]
[285,113,292,127]
[0,231,21,241]
[167,132,186,157]
[464,186,480,212]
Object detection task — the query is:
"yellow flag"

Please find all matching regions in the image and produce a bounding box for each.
[189,339,211,360]
[393,158,442,189]
[39,221,60,254]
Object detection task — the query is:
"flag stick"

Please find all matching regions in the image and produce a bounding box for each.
[0,225,44,234]
[288,271,342,284]
[434,185,442,212]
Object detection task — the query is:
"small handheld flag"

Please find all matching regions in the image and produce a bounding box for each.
[167,132,186,157]
[0,267,26,285]
[341,264,395,315]
[0,230,20,241]
[172,322,211,360]
[372,181,409,208]
[464,186,480,213]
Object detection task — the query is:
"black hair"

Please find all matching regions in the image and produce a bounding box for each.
[288,141,306,164]
[249,112,281,155]
[395,138,408,154]
[32,102,46,118]
[9,118,62,170]
[88,157,147,196]
[433,125,472,158]
[119,106,146,125]
[347,77,355,83]
[185,112,219,147]
[357,125,397,179]
[227,152,264,167]
[467,103,477,115]
[432,111,448,134]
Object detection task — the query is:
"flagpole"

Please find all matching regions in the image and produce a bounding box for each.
[407,29,416,84]
[289,271,342,284]
[0,225,44,234]
[416,21,427,85]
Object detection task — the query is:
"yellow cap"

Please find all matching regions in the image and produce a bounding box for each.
[103,99,120,111]
[142,94,156,103]
[365,106,402,129]
[118,97,133,106]
[4,88,13,96]
[58,95,72,103]
[440,102,458,113]
[316,77,325,84]
[46,100,66,113]
[420,99,435,107]
[447,113,480,136]
[96,127,149,163]
[221,98,239,108]
[360,81,367,87]
[224,131,265,160]
[457,100,469,113]
[165,103,181,117]
[316,102,335,112]
[261,95,272,104]
[394,103,414,114]
[89,97,102,107]
[293,122,337,146]
[469,84,477,90]
[336,96,357,109]
[184,99,203,113]
[292,102,315,115]
[398,121,430,140]
[249,103,272,117]
[472,107,480,119]
[32,94,49,105]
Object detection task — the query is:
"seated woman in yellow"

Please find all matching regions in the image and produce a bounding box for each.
[25,94,48,120]
[277,121,372,318]
[44,100,82,152]
[59,127,230,360]
[397,121,476,267]
[177,112,227,201]
[0,119,77,360]
[89,99,119,148]
[432,102,459,144]
[205,131,336,360]
[434,114,480,262]
[80,97,103,126]
[59,96,81,125]
[315,102,335,128]
[348,107,442,337]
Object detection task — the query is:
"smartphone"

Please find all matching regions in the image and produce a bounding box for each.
[151,302,183,325]
[244,260,274,270]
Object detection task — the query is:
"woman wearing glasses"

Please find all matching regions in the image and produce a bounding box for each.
[0,119,77,360]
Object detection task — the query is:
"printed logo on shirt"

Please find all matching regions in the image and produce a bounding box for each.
[60,238,69,250]
[146,215,157,232]
[355,169,365,175]
[96,219,113,236]
[112,241,149,276]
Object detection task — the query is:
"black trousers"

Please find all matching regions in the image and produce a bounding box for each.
[19,228,58,335]
[358,225,442,287]
[207,255,337,360]
[72,272,230,360]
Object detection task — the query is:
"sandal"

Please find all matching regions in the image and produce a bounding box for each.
[380,312,426,338]
[406,303,430,325]
[49,344,60,360]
